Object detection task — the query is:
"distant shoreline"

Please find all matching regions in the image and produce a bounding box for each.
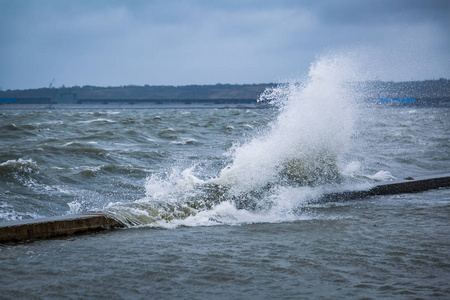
[0,101,449,110]
[0,80,449,109]
[1,80,448,104]
[0,103,269,110]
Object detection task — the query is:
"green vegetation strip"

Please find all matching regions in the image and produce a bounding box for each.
[1,174,449,243]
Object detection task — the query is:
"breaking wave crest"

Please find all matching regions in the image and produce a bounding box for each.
[0,158,39,176]
[106,53,371,228]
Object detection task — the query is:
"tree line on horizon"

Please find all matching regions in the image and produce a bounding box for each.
[0,79,448,102]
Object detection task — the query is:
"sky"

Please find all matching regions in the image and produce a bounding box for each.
[0,0,449,90]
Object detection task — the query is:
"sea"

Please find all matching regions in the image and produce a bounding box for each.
[1,55,449,299]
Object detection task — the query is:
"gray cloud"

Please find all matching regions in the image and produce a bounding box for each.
[0,0,449,89]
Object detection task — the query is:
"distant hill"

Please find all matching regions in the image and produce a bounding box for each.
[0,83,274,104]
[0,80,448,105]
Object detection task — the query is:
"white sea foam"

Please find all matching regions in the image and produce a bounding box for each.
[0,158,39,174]
[0,201,43,221]
[105,52,383,228]
[364,170,396,181]
[67,200,82,214]
[209,53,358,193]
[78,118,116,124]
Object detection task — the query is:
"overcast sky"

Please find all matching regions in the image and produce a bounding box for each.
[0,0,449,89]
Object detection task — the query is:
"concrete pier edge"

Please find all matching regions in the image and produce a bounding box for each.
[319,173,450,203]
[1,173,449,243]
[0,212,124,244]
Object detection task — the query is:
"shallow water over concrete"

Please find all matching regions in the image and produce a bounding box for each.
[1,188,449,299]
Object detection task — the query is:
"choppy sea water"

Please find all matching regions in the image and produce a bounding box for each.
[1,55,449,298]
[1,188,449,299]
[0,107,448,224]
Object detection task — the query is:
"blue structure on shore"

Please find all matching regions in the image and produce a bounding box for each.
[377,97,415,105]
[0,98,17,103]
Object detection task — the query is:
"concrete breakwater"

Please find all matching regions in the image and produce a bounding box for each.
[0,213,124,243]
[319,173,450,202]
[1,174,449,244]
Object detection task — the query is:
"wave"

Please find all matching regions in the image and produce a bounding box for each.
[0,201,43,221]
[0,158,39,176]
[0,123,38,137]
[209,54,358,192]
[105,52,375,228]
[78,118,116,124]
